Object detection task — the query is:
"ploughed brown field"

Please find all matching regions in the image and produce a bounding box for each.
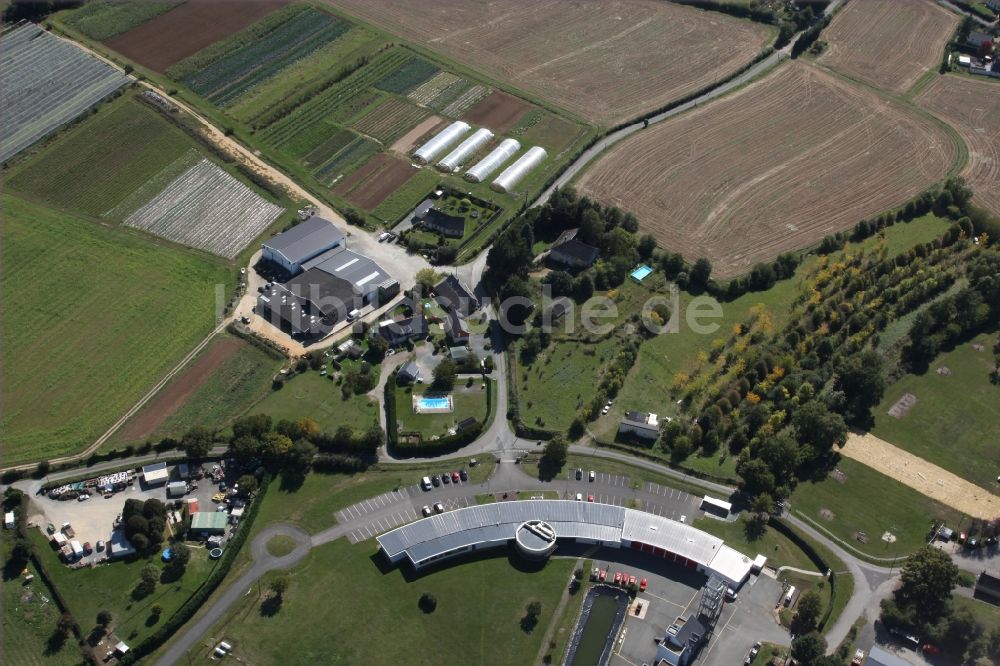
[819,0,958,94]
[105,0,288,73]
[334,154,419,210]
[461,91,531,133]
[322,0,773,126]
[916,75,1000,217]
[576,63,958,278]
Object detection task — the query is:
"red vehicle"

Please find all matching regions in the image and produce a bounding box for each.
[639,578,648,592]
[613,571,623,586]
[598,569,607,582]
[587,494,594,502]
[628,575,637,590]
[452,471,460,483]
[922,644,941,656]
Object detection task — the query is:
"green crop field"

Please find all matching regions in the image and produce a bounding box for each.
[252,370,380,434]
[373,56,440,94]
[5,95,194,219]
[58,0,184,41]
[0,195,229,465]
[872,332,1000,489]
[195,538,572,666]
[393,379,489,437]
[27,530,214,647]
[792,457,964,559]
[371,169,440,224]
[1,532,82,666]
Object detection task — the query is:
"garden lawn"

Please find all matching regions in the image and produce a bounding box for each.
[5,94,195,219]
[252,370,380,434]
[517,336,620,432]
[0,195,229,465]
[1,533,81,666]
[200,538,573,666]
[871,332,1000,489]
[952,595,1000,632]
[27,530,215,647]
[251,456,496,535]
[394,379,489,437]
[792,457,965,559]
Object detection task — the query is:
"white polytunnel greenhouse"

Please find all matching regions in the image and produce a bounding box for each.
[413,121,470,164]
[437,127,494,172]
[464,138,521,182]
[491,146,547,193]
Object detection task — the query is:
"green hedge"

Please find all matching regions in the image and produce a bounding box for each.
[119,475,271,665]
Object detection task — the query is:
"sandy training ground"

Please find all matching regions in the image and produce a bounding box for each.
[323,0,773,125]
[916,75,1000,217]
[576,62,957,277]
[842,432,1000,520]
[819,0,958,94]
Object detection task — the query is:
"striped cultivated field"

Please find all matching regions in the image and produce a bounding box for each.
[353,97,428,143]
[407,71,461,106]
[820,0,958,94]
[577,63,958,277]
[916,75,1000,217]
[0,22,129,162]
[322,0,774,125]
[125,159,283,258]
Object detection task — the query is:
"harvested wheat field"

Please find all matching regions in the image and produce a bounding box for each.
[916,75,1000,216]
[106,0,288,73]
[576,63,957,277]
[841,432,1000,520]
[819,0,958,94]
[323,0,773,125]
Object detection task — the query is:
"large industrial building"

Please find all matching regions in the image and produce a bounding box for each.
[257,216,398,339]
[377,501,762,587]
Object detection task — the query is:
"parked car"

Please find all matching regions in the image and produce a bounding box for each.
[433,503,444,514]
[575,493,583,501]
[746,642,762,665]
[459,469,468,482]
[422,505,432,517]
[432,475,441,487]
[575,468,582,480]
[421,476,432,491]
[83,542,93,555]
[850,649,865,666]
[96,540,106,552]
[726,587,738,602]
[589,470,595,482]
[587,495,594,502]
[441,472,450,484]
[77,494,90,502]
[452,471,460,483]
[639,578,647,592]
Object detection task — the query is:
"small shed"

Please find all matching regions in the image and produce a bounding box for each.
[449,346,470,361]
[185,497,200,513]
[141,462,169,486]
[115,641,130,656]
[4,511,14,529]
[397,362,421,384]
[108,531,136,560]
[167,481,187,498]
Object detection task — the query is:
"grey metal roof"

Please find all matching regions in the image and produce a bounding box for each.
[621,511,723,566]
[263,216,345,266]
[303,247,392,298]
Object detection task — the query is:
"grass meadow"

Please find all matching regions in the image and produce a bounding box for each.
[251,370,380,434]
[871,332,1000,489]
[195,537,572,666]
[0,195,229,465]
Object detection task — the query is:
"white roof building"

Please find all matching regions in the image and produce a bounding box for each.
[141,462,169,486]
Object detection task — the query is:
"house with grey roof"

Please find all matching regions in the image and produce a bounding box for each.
[549,230,600,269]
[619,411,660,441]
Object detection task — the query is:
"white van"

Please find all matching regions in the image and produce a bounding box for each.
[783,585,797,607]
[421,476,432,491]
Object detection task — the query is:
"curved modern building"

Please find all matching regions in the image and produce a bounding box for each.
[437,127,493,172]
[413,121,470,165]
[491,145,547,193]
[377,500,761,587]
[464,138,521,182]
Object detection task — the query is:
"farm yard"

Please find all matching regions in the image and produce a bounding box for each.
[575,62,959,277]
[124,158,284,259]
[916,75,1000,216]
[0,194,229,466]
[0,22,129,163]
[321,0,775,125]
[104,0,288,73]
[819,0,959,95]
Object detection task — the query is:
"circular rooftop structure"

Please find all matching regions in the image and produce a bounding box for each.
[515,520,558,560]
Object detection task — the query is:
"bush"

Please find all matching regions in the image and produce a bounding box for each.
[418,592,437,613]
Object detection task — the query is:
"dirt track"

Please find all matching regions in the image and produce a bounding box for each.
[841,432,1000,520]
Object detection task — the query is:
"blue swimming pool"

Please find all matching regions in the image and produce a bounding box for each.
[630,265,653,281]
[418,396,451,410]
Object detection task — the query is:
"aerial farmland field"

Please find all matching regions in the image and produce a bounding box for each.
[576,62,959,277]
[819,0,958,94]
[321,0,774,125]
[916,75,1000,216]
[0,194,229,466]
[0,22,129,162]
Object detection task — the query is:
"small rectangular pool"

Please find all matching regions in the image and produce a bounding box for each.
[415,395,453,413]
[630,264,653,281]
